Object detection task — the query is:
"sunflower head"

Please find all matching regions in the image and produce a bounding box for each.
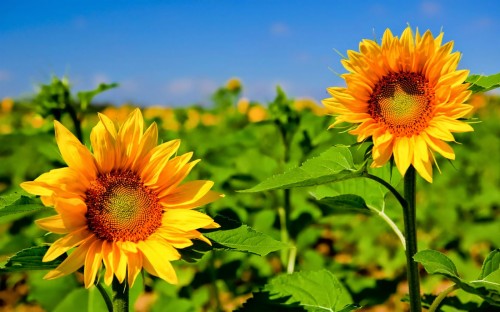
[21,109,223,288]
[322,26,474,182]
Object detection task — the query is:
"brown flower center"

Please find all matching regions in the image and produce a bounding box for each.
[85,170,162,242]
[368,72,434,136]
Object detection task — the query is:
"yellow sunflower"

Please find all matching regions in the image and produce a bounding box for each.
[21,109,222,288]
[323,26,473,182]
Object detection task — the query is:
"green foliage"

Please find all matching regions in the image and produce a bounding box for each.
[240,270,360,311]
[0,192,48,218]
[242,146,361,192]
[0,246,66,272]
[415,249,500,306]
[77,83,119,110]
[466,73,500,94]
[1,81,498,310]
[204,215,289,256]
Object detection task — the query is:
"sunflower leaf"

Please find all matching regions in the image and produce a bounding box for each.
[466,73,500,94]
[241,146,361,193]
[238,270,359,312]
[314,194,371,215]
[479,249,500,280]
[414,249,461,280]
[415,249,500,306]
[203,215,288,256]
[0,246,66,272]
[0,192,49,218]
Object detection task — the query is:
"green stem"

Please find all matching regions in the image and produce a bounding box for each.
[112,277,129,312]
[209,251,222,312]
[403,166,422,312]
[428,284,459,312]
[95,282,113,312]
[364,172,407,210]
[286,245,297,273]
[367,206,406,249]
[278,125,294,272]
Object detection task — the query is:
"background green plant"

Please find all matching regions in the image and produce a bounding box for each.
[0,76,499,311]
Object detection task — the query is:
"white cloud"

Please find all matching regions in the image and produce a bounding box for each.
[420,1,440,16]
[164,78,218,99]
[92,73,111,86]
[0,70,11,82]
[469,17,494,30]
[244,79,293,101]
[165,78,194,95]
[120,79,139,93]
[270,22,290,36]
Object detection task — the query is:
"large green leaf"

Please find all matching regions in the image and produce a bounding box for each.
[414,249,460,281]
[415,249,500,306]
[0,192,49,218]
[466,73,500,94]
[77,82,119,110]
[203,215,288,257]
[240,270,359,311]
[0,246,65,272]
[315,194,370,215]
[479,249,500,280]
[242,146,361,193]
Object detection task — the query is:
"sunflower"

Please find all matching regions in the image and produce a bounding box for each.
[21,109,222,288]
[323,26,473,182]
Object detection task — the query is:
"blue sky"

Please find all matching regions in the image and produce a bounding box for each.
[1,0,499,106]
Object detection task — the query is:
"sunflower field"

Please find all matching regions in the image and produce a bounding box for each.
[1,28,500,312]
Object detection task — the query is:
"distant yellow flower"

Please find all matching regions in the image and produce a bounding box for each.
[185,108,200,130]
[21,109,222,288]
[323,26,473,182]
[226,77,242,92]
[248,105,267,123]
[201,113,218,126]
[237,98,250,114]
[1,97,14,113]
[294,98,328,116]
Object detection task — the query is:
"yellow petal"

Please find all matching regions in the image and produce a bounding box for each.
[161,190,223,210]
[36,215,68,234]
[162,209,216,232]
[101,240,114,285]
[127,252,143,287]
[54,121,97,180]
[113,242,128,283]
[91,120,117,174]
[413,153,433,183]
[138,240,179,284]
[131,122,158,171]
[43,227,93,262]
[84,240,103,288]
[117,109,144,169]
[422,132,455,160]
[54,197,87,230]
[393,136,413,176]
[140,139,181,184]
[20,167,88,199]
[160,180,213,206]
[44,237,95,280]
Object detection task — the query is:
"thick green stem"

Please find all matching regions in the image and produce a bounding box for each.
[278,126,294,272]
[403,166,422,312]
[112,277,129,312]
[363,172,407,210]
[95,282,113,312]
[209,251,222,312]
[428,284,459,312]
